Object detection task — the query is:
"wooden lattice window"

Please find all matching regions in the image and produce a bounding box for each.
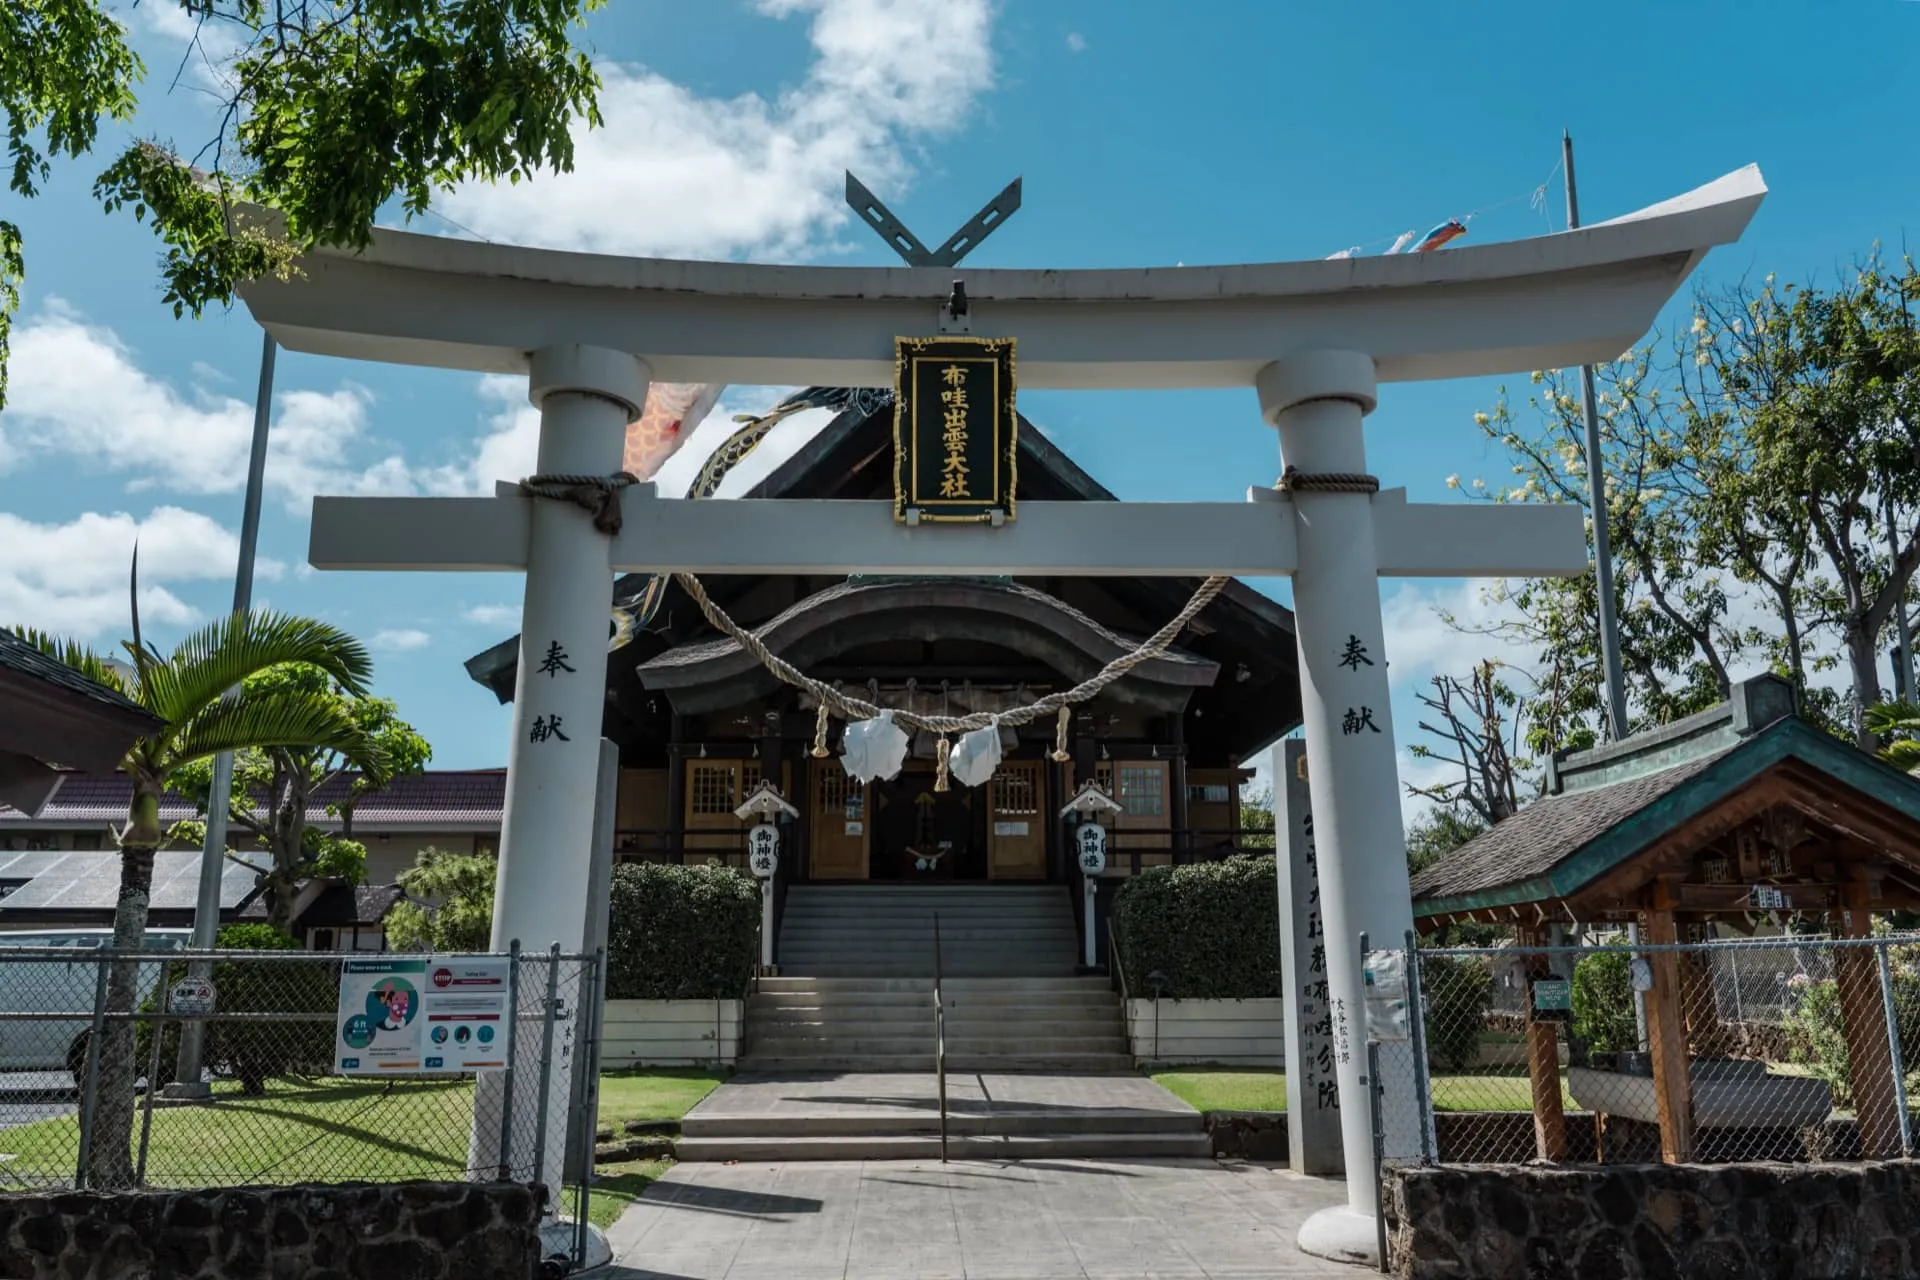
[688,762,741,816]
[1116,765,1166,817]
[991,768,1039,815]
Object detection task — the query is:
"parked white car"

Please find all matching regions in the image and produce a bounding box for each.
[0,930,191,1076]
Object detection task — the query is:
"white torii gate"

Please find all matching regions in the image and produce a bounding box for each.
[248,164,1764,1264]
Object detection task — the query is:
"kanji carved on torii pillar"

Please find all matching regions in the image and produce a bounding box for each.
[241,163,1766,1265]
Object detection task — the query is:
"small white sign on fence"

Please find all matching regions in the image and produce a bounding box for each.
[168,977,216,1016]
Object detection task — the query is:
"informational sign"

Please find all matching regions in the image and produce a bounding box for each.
[336,956,511,1075]
[1273,739,1342,1174]
[1530,976,1573,1023]
[1363,949,1412,1044]
[893,335,1018,523]
[747,823,780,878]
[168,977,216,1016]
[1076,822,1108,876]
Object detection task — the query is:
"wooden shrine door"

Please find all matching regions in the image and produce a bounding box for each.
[988,761,1047,880]
[809,759,869,880]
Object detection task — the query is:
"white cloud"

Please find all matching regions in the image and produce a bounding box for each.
[0,507,282,639]
[434,0,996,259]
[418,377,541,497]
[463,604,521,627]
[1066,31,1087,52]
[1381,579,1533,693]
[0,303,414,512]
[370,628,433,652]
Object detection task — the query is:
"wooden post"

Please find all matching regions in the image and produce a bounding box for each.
[1642,883,1695,1163]
[1519,924,1568,1161]
[1836,882,1901,1159]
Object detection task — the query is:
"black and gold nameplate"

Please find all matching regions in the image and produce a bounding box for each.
[893,336,1017,523]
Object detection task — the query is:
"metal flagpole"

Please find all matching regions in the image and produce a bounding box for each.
[1564,131,1632,742]
[171,330,277,1097]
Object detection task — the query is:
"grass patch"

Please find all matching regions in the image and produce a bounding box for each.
[0,1070,723,1192]
[588,1158,671,1229]
[1151,1068,1573,1114]
[597,1068,725,1131]
[1151,1070,1287,1113]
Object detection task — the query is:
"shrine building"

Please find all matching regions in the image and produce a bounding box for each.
[463,387,1300,895]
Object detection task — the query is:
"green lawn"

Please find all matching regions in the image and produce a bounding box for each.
[1151,1068,1572,1114]
[0,1069,723,1196]
[596,1068,725,1131]
[589,1158,671,1229]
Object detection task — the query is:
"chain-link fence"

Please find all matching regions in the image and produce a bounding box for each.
[1384,933,1920,1169]
[0,941,602,1257]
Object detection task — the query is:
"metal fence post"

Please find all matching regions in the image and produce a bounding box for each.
[1403,929,1436,1165]
[498,939,521,1180]
[1874,938,1913,1158]
[573,949,606,1268]
[531,943,562,1191]
[135,986,168,1186]
[74,951,112,1189]
[1367,1038,1388,1275]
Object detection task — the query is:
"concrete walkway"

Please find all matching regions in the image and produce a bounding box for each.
[598,1157,1366,1279]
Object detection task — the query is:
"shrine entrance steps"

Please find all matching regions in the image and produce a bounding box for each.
[751,883,1121,1072]
[774,883,1080,978]
[675,1071,1212,1163]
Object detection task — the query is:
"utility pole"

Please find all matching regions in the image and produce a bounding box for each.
[170,331,276,1098]
[1564,130,1632,741]
[1889,490,1914,702]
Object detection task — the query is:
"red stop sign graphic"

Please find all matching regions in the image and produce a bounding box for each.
[433,968,453,988]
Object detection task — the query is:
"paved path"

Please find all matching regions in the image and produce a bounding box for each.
[599,1158,1366,1279]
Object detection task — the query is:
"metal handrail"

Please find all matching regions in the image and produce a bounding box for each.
[1109,919,1135,1048]
[934,911,948,1163]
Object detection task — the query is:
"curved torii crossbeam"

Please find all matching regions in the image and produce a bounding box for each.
[249,165,1766,1265]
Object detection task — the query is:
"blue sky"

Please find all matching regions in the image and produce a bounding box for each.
[3,0,1918,816]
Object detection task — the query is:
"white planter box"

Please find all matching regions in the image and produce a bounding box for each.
[601,998,742,1067]
[1125,998,1285,1067]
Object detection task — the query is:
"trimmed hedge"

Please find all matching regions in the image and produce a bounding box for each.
[606,863,760,1000]
[1111,855,1280,999]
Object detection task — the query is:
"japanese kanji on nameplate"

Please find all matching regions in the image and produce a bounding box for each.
[893,335,1017,523]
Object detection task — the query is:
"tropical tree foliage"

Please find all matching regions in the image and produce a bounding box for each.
[23,605,379,1187]
[1444,254,1920,756]
[385,846,497,953]
[0,0,605,408]
[172,663,431,929]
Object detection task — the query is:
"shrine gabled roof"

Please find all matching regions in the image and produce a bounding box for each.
[1411,685,1920,918]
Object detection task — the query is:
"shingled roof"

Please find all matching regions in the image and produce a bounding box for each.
[0,769,506,831]
[1409,674,1920,918]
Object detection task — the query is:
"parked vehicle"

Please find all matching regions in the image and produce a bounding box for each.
[0,930,191,1076]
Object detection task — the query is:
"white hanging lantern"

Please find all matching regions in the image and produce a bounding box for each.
[948,719,1004,788]
[840,710,910,783]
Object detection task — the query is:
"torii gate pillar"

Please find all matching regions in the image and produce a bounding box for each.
[470,345,648,1220]
[1260,351,1418,1263]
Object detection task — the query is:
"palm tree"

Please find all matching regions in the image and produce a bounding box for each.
[1867,700,1920,773]
[22,605,386,1187]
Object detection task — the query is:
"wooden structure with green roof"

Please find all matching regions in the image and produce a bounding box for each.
[1412,674,1920,1164]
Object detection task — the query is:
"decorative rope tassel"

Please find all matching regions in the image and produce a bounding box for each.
[811,703,832,758]
[1051,706,1073,763]
[934,737,952,792]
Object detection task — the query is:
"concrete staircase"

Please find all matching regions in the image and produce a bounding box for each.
[741,975,1132,1072]
[774,883,1080,977]
[743,884,1126,1072]
[677,1071,1212,1162]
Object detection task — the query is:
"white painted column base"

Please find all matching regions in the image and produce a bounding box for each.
[1297,1205,1383,1269]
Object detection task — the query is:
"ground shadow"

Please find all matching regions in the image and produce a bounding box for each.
[639,1182,823,1220]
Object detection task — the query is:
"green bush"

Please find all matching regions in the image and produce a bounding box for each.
[606,863,760,1000]
[1784,948,1920,1107]
[1421,954,1492,1072]
[1111,855,1279,999]
[138,925,338,1096]
[1571,945,1639,1055]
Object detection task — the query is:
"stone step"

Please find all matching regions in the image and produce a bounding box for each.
[776,965,1081,978]
[682,1109,1199,1139]
[749,1010,1123,1031]
[755,976,1110,992]
[749,988,1118,1008]
[675,1131,1212,1162]
[745,1034,1127,1057]
[731,1052,1139,1073]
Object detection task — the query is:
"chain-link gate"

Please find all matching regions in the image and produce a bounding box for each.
[0,942,604,1269]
